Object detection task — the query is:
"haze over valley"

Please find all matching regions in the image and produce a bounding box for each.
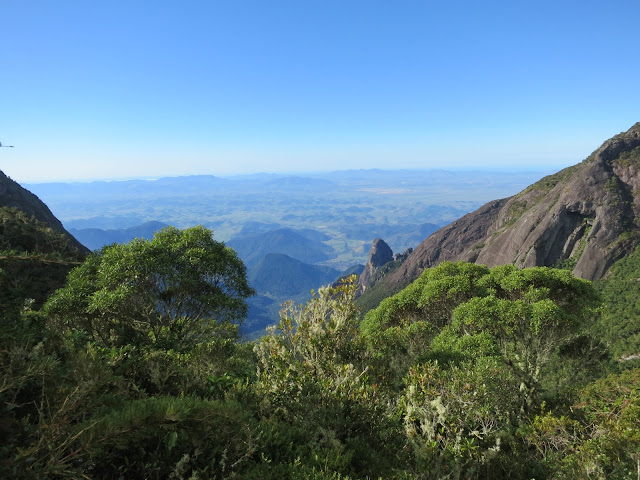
[26,169,549,268]
[24,168,550,334]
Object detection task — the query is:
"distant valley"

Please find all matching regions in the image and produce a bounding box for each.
[68,221,169,250]
[25,169,552,335]
[26,169,549,265]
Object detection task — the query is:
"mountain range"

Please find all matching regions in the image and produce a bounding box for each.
[227,228,334,267]
[4,123,640,336]
[68,221,169,250]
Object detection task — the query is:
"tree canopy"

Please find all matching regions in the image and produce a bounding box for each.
[5,236,640,480]
[44,225,254,350]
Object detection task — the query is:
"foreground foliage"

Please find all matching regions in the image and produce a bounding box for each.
[2,222,639,479]
[596,244,640,362]
[44,226,254,351]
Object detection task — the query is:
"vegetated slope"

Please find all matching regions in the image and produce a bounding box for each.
[0,170,89,253]
[596,244,640,362]
[0,172,89,309]
[69,221,169,250]
[248,253,340,297]
[0,206,86,309]
[372,122,640,294]
[227,228,334,266]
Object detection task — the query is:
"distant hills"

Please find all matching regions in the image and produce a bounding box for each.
[69,221,169,251]
[25,168,546,270]
[248,253,340,297]
[227,228,334,266]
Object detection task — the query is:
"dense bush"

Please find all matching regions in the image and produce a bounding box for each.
[2,226,639,478]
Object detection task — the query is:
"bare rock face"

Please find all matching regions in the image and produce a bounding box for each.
[0,170,89,253]
[378,122,640,292]
[357,238,393,295]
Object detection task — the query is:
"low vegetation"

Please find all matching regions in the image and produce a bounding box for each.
[2,220,639,479]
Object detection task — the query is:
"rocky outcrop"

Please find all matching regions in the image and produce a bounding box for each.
[0,170,89,253]
[357,238,394,295]
[376,122,640,292]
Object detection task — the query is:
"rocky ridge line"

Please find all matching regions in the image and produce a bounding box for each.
[369,122,640,294]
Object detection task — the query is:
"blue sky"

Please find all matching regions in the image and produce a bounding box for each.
[1,0,639,182]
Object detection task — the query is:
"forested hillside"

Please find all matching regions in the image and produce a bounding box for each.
[2,219,639,478]
[0,206,86,309]
[595,245,640,362]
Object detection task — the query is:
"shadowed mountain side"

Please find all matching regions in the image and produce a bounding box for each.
[228,228,334,266]
[373,122,640,294]
[241,295,278,339]
[357,238,393,295]
[0,170,89,253]
[69,221,169,250]
[248,253,340,297]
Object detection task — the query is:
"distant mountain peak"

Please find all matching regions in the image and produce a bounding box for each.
[356,238,393,295]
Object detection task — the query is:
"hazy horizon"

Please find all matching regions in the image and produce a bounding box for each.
[2,1,639,183]
[16,165,558,185]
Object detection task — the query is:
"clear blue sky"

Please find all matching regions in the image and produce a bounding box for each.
[1,0,639,182]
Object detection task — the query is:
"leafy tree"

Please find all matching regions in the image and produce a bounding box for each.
[361,261,490,391]
[361,261,490,334]
[525,368,640,479]
[254,277,406,477]
[360,262,602,478]
[401,357,519,479]
[450,265,601,408]
[363,262,601,408]
[44,226,254,351]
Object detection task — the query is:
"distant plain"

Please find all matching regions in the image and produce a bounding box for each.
[27,168,549,269]
[27,168,552,335]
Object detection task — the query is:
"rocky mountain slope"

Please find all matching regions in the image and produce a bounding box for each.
[366,122,640,294]
[0,171,89,309]
[0,170,89,253]
[356,238,415,296]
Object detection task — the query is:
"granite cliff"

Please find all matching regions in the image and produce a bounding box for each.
[356,238,393,295]
[367,122,640,294]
